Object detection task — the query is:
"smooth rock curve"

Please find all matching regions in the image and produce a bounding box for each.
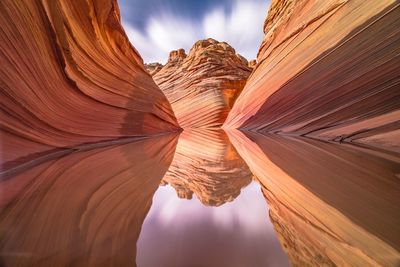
[0,0,179,173]
[0,134,178,267]
[224,0,400,153]
[227,129,400,267]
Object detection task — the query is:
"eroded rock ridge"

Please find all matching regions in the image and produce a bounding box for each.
[151,38,252,128]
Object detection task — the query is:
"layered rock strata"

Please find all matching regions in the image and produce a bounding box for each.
[0,134,178,267]
[0,0,178,173]
[145,63,163,76]
[224,0,400,153]
[161,129,252,206]
[153,38,252,128]
[227,130,400,266]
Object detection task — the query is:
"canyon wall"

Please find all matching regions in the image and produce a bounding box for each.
[0,0,178,174]
[227,130,400,266]
[0,134,178,267]
[152,38,252,128]
[224,0,400,153]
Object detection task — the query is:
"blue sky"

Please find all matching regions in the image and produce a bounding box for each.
[119,0,271,64]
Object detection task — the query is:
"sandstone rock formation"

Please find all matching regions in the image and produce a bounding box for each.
[0,0,178,174]
[152,38,252,128]
[224,0,400,154]
[227,129,400,266]
[161,129,252,206]
[0,134,178,267]
[248,59,257,69]
[145,62,163,76]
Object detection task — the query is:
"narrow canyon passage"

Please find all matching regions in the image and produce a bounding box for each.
[1,0,399,266]
[1,129,398,266]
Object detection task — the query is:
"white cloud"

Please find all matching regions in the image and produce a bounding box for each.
[122,0,270,64]
[204,0,269,60]
[203,8,227,41]
[122,23,166,63]
[143,182,273,234]
[147,15,199,55]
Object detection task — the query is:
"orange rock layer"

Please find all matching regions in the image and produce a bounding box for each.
[226,129,400,266]
[0,134,178,267]
[153,38,252,128]
[224,0,400,154]
[0,0,178,173]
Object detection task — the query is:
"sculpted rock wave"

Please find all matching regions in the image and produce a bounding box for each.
[152,38,252,128]
[0,134,178,267]
[224,0,400,153]
[0,0,178,173]
[227,129,400,266]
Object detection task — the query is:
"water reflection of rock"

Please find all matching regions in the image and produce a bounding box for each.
[0,134,178,267]
[161,129,252,206]
[227,130,400,267]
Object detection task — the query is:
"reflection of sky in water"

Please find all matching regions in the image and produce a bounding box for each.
[137,181,290,267]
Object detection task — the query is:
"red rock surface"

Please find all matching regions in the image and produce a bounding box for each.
[153,38,252,128]
[227,129,400,266]
[161,129,252,206]
[224,0,400,153]
[0,134,178,267]
[0,0,178,173]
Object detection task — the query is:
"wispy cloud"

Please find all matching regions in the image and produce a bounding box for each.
[121,0,270,64]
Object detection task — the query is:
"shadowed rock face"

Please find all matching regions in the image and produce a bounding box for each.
[0,134,178,267]
[161,129,252,206]
[248,59,257,69]
[226,129,400,267]
[152,38,252,128]
[0,0,179,173]
[224,0,400,154]
[145,63,163,76]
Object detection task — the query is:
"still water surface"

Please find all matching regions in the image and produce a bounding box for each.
[0,129,399,266]
[138,182,289,267]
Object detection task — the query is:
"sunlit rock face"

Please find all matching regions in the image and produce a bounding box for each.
[0,134,178,267]
[0,0,179,173]
[224,0,400,153]
[227,130,400,266]
[152,38,252,128]
[161,129,252,206]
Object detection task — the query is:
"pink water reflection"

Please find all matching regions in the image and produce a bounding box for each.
[137,181,290,267]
